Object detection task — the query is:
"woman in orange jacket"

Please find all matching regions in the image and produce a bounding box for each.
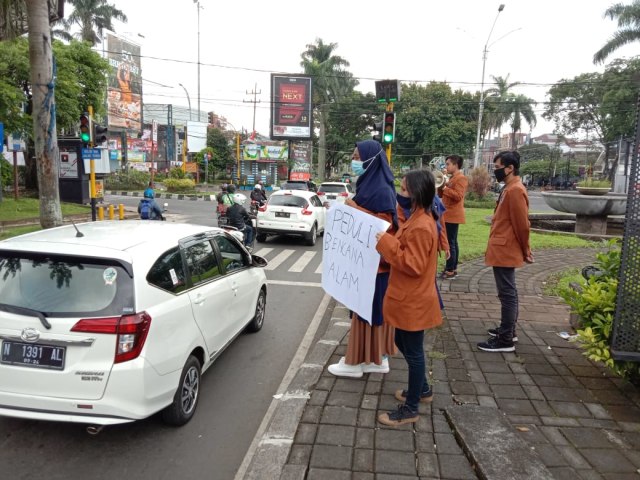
[375,169,443,426]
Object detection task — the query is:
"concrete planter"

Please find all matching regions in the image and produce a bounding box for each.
[576,186,611,196]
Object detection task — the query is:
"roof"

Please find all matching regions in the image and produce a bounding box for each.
[271,190,316,199]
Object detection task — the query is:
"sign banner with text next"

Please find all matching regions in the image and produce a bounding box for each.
[270,74,312,141]
[321,204,390,323]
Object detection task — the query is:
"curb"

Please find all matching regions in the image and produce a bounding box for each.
[108,191,215,201]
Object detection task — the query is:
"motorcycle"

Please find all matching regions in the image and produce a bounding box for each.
[249,199,265,216]
[221,216,256,252]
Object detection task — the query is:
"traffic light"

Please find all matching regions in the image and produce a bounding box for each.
[208,112,214,125]
[382,112,396,144]
[372,119,383,143]
[79,112,91,145]
[93,123,108,144]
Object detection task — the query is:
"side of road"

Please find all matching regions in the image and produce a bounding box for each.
[243,248,640,480]
[107,190,217,201]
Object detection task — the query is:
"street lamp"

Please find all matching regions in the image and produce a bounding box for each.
[178,83,192,121]
[473,4,505,169]
[193,0,202,122]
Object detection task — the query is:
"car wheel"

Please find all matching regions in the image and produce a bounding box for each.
[246,289,266,333]
[305,224,317,246]
[256,232,267,243]
[162,355,201,426]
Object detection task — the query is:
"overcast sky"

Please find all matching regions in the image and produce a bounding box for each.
[104,0,636,139]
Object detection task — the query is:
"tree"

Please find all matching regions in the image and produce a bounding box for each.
[64,0,127,46]
[206,127,234,176]
[504,94,537,149]
[485,74,520,140]
[300,38,357,181]
[594,1,640,64]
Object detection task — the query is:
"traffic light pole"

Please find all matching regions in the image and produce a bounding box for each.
[88,105,97,221]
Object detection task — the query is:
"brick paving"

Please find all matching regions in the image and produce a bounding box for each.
[278,248,640,480]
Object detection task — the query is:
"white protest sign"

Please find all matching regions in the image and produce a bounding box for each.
[322,204,390,323]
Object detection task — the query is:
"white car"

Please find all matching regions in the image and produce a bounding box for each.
[0,221,267,427]
[318,182,355,206]
[256,190,327,246]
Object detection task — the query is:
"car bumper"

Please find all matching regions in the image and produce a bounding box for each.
[0,357,181,425]
[257,220,312,237]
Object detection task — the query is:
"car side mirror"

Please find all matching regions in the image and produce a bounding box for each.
[251,255,268,268]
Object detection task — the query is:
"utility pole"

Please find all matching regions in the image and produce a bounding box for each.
[244,83,261,134]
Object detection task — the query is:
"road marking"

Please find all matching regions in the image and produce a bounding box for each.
[253,247,273,258]
[267,280,322,288]
[315,262,323,274]
[235,293,332,480]
[264,249,294,270]
[288,251,316,273]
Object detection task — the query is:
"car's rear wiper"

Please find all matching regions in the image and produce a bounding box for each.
[0,303,51,330]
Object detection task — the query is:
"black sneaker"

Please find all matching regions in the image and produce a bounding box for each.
[477,336,515,352]
[487,328,518,342]
[395,389,433,403]
[378,404,419,426]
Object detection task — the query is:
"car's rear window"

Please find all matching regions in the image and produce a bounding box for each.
[0,253,134,317]
[282,182,309,190]
[319,185,346,193]
[268,195,308,208]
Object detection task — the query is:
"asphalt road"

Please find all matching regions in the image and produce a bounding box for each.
[0,194,331,480]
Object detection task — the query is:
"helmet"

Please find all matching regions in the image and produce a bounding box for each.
[227,184,236,194]
[143,188,154,199]
[232,193,246,205]
[254,184,261,190]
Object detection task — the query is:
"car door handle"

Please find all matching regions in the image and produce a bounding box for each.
[231,283,238,295]
[193,294,205,305]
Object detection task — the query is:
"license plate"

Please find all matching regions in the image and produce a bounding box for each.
[1,341,66,370]
[327,195,336,199]
[275,212,290,218]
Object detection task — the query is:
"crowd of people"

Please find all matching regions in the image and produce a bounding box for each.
[328,141,533,428]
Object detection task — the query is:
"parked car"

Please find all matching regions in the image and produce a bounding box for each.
[256,190,327,246]
[280,180,317,192]
[0,221,268,428]
[318,182,355,206]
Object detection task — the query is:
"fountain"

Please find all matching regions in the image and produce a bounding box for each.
[541,191,627,235]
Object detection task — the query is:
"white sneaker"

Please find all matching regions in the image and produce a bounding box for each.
[362,356,390,374]
[328,358,363,378]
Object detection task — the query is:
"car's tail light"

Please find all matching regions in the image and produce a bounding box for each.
[258,204,267,212]
[71,312,152,364]
[317,191,325,196]
[339,192,349,197]
[301,206,313,215]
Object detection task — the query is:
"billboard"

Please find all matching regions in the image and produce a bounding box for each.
[106,33,142,131]
[289,141,311,181]
[270,75,312,140]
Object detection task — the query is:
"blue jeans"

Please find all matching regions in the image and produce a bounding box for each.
[445,223,459,272]
[493,267,518,341]
[243,224,254,246]
[394,328,430,412]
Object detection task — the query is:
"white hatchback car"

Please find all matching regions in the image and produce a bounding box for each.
[318,182,355,206]
[256,190,327,246]
[0,221,267,427]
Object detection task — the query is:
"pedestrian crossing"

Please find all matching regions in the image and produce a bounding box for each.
[254,247,322,275]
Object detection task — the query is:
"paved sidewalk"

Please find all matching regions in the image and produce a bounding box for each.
[246,248,640,480]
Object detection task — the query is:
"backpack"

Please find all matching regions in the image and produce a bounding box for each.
[140,200,152,220]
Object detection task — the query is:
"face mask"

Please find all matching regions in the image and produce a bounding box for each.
[351,160,365,176]
[494,167,508,182]
[396,193,412,209]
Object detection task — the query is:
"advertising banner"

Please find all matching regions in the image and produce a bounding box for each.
[321,205,390,323]
[290,141,311,180]
[106,33,142,131]
[270,75,312,140]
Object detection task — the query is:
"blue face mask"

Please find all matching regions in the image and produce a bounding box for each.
[396,193,412,209]
[351,160,365,176]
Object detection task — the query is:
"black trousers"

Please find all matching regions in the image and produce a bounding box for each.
[493,266,518,341]
[445,223,459,272]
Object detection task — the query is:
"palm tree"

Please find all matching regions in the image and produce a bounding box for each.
[594,1,640,64]
[64,0,127,46]
[485,74,520,142]
[504,94,537,149]
[300,38,356,181]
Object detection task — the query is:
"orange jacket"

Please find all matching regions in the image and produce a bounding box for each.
[485,178,531,268]
[397,206,449,256]
[441,172,468,224]
[376,208,443,332]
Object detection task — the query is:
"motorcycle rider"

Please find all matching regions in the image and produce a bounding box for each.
[138,189,164,220]
[250,183,267,207]
[226,193,254,248]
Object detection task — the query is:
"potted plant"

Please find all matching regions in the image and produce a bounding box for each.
[576,177,611,196]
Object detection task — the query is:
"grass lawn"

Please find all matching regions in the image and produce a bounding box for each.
[0,225,42,241]
[0,198,90,222]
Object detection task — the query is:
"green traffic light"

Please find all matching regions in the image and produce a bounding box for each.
[80,132,90,142]
[383,133,393,142]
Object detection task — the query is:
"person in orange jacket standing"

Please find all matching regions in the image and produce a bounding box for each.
[375,169,442,426]
[440,154,468,279]
[478,150,534,353]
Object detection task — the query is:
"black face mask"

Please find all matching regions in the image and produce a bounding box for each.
[494,167,509,182]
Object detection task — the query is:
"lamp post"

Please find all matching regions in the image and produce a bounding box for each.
[473,4,505,169]
[193,0,202,122]
[178,83,192,121]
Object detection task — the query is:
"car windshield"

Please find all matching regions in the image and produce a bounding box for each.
[319,185,345,193]
[268,195,308,208]
[282,182,308,190]
[0,253,134,317]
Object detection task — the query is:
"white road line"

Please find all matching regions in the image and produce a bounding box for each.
[253,247,273,258]
[288,251,316,273]
[264,249,294,271]
[267,280,322,288]
[315,262,323,274]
